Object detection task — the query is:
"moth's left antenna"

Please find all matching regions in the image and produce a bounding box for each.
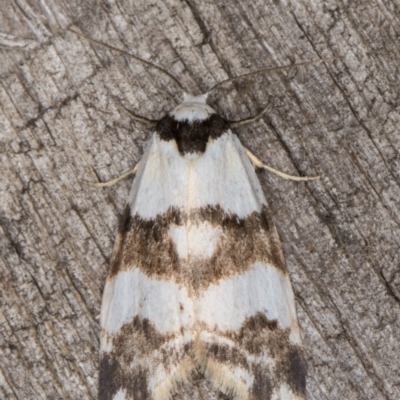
[68,28,184,92]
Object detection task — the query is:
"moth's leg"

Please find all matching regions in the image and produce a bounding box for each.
[84,163,140,188]
[244,148,319,181]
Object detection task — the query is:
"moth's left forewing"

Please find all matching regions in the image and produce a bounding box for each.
[99,134,201,400]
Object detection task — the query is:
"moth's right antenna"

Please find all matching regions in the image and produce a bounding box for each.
[68,28,184,92]
[208,55,343,95]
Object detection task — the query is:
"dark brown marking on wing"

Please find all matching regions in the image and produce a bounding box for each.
[100,317,188,400]
[99,355,150,400]
[241,320,306,398]
[108,205,131,279]
[276,346,307,397]
[108,205,286,289]
[100,314,305,399]
[252,363,273,400]
[201,314,306,399]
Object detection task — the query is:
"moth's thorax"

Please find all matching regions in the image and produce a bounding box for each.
[169,93,215,122]
[156,93,230,156]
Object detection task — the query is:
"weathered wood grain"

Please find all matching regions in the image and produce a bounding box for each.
[1,0,399,399]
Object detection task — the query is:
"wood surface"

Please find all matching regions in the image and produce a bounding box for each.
[1,0,399,399]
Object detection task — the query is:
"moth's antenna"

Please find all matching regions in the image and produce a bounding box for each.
[208,55,342,94]
[68,28,184,92]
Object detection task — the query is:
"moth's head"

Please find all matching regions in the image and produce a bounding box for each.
[169,93,215,122]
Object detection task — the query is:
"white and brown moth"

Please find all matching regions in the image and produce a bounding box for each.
[72,30,336,400]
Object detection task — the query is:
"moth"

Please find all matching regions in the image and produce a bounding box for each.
[71,29,338,400]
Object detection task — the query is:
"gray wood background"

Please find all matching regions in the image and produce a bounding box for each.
[1,0,399,399]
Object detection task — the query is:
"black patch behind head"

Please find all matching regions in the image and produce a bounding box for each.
[156,114,230,154]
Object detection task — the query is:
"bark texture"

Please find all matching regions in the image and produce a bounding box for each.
[1,0,400,399]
